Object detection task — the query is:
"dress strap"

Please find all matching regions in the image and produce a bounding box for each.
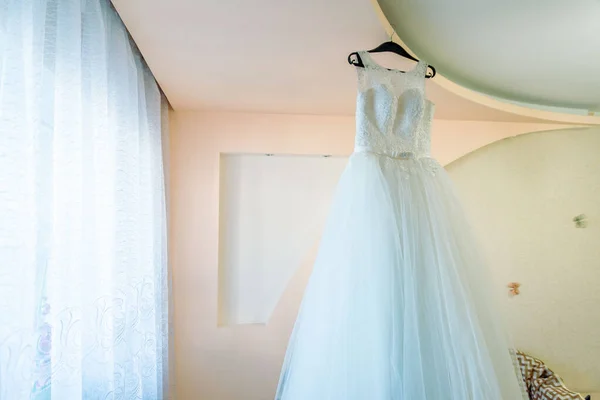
[357,51,376,68]
[414,60,429,78]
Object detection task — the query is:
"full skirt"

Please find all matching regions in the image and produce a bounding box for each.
[275,152,527,400]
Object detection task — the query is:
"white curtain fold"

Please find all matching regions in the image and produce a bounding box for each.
[0,0,171,399]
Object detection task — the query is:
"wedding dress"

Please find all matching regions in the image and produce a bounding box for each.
[275,52,528,400]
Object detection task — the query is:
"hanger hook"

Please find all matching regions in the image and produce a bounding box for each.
[390,31,394,42]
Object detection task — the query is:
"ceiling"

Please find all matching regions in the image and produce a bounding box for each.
[378,0,600,114]
[111,0,557,122]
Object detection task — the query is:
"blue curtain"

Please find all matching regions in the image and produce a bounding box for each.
[0,0,172,398]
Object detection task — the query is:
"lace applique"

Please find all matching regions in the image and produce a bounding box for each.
[354,51,434,161]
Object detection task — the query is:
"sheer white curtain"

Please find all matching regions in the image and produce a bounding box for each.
[0,0,171,399]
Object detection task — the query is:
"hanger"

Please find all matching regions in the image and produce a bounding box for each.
[348,34,436,79]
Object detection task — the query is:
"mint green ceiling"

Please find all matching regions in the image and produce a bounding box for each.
[377,0,600,115]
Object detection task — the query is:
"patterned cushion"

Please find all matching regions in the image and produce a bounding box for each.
[517,351,585,400]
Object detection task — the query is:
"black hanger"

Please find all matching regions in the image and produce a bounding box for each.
[348,40,436,79]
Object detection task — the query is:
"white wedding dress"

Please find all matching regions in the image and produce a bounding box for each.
[275,52,528,400]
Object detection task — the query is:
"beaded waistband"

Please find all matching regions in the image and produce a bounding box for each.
[355,148,416,160]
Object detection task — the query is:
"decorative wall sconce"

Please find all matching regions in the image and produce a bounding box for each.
[573,214,587,228]
[507,282,521,296]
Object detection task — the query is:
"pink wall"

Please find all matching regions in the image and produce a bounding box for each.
[168,110,568,400]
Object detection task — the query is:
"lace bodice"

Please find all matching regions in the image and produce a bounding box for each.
[354,51,434,159]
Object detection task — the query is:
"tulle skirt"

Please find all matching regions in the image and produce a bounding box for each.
[275,152,527,400]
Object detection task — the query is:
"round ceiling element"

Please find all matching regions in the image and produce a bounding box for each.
[374,0,600,124]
